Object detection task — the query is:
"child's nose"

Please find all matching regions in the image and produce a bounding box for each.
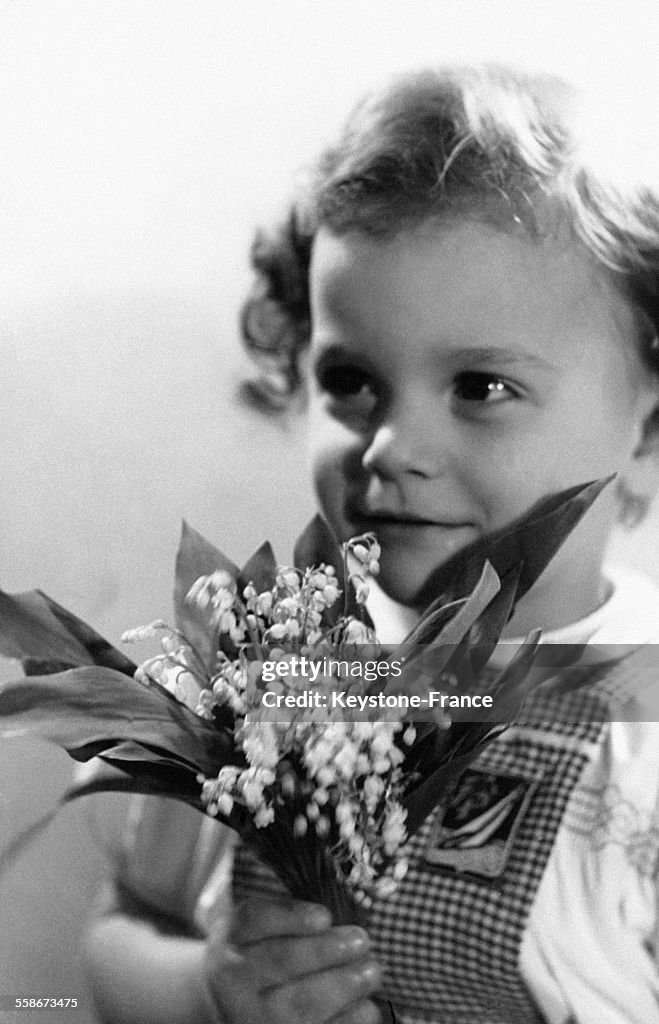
[361,408,446,480]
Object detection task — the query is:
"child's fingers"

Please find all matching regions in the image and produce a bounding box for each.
[248,927,372,987]
[329,999,383,1024]
[204,898,382,1024]
[263,959,383,1024]
[202,947,382,1024]
[231,897,332,944]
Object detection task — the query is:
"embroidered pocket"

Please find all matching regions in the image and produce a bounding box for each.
[424,768,538,878]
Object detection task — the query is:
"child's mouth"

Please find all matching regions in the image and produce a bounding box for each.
[347,506,475,535]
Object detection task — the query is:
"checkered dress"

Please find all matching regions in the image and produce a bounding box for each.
[233,651,653,1024]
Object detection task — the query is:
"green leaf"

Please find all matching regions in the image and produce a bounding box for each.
[401,634,480,772]
[402,561,500,650]
[174,521,239,672]
[95,739,203,768]
[0,589,94,666]
[466,565,523,676]
[0,588,135,682]
[62,769,203,807]
[404,737,507,834]
[35,591,136,675]
[490,629,543,701]
[293,515,373,625]
[411,477,613,614]
[21,658,74,676]
[390,563,500,722]
[239,541,278,593]
[0,667,235,775]
[293,515,344,575]
[402,631,543,834]
[0,760,208,878]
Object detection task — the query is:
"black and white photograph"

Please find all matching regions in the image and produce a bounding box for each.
[1,3,659,1022]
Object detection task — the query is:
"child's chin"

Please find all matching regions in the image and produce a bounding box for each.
[376,562,439,612]
[371,526,479,606]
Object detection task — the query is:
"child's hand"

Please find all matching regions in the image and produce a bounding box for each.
[201,898,384,1024]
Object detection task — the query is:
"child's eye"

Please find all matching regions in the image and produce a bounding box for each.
[316,365,378,416]
[453,372,518,404]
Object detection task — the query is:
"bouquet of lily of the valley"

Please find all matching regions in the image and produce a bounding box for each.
[0,480,608,920]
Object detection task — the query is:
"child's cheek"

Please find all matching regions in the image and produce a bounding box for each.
[312,463,348,541]
[308,424,343,500]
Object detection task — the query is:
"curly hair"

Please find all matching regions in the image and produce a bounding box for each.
[241,64,659,408]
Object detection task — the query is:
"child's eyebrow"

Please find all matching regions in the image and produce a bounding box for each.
[441,345,558,372]
[312,338,558,374]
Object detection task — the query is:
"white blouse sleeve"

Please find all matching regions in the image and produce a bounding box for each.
[520,717,659,1024]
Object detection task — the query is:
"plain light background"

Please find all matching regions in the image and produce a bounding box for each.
[1,1,659,1019]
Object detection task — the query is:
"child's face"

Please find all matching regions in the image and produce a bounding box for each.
[307,219,658,626]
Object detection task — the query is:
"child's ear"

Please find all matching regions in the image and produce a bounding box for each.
[616,404,659,526]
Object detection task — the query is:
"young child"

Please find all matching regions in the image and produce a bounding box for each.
[85,66,659,1024]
